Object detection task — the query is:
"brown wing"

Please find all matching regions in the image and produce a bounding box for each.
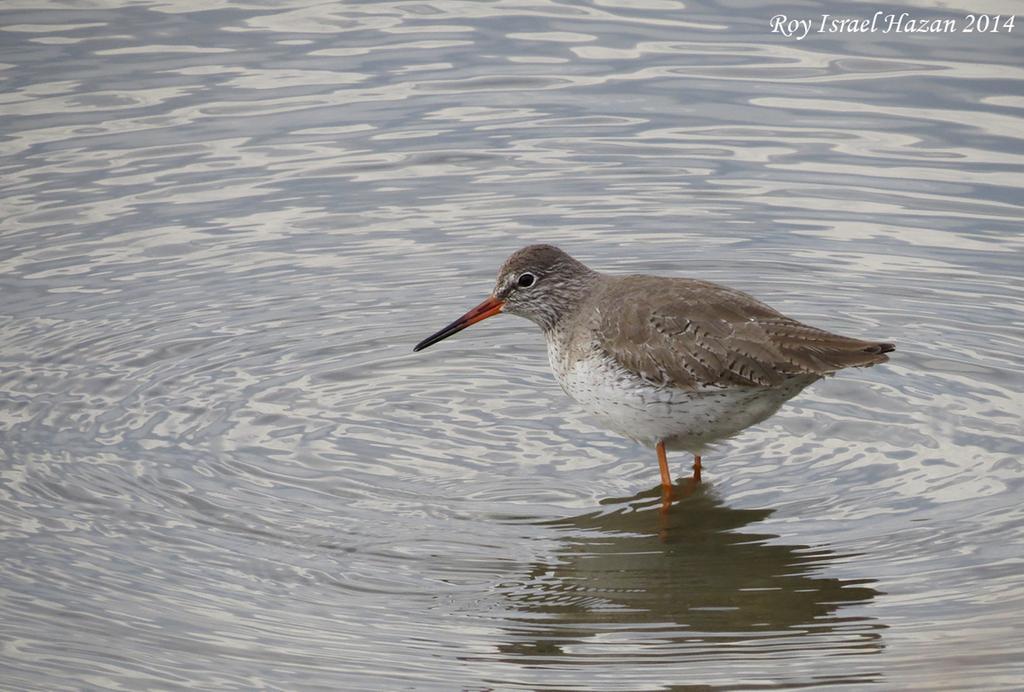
[589,275,893,389]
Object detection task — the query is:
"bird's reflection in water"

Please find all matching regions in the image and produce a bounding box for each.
[498,484,885,671]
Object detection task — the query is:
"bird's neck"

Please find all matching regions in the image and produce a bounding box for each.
[537,269,602,335]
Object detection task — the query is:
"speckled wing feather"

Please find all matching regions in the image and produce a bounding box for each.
[588,275,893,389]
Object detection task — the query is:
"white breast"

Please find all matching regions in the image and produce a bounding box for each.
[545,334,809,453]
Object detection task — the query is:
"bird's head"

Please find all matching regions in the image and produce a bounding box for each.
[413,244,594,352]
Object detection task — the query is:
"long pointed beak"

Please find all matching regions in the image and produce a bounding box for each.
[413,295,505,352]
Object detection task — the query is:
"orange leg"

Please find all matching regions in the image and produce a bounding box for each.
[657,441,673,514]
[656,440,672,490]
[693,454,702,483]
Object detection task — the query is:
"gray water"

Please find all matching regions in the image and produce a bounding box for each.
[1,1,1023,689]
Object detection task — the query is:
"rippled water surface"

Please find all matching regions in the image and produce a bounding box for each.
[2,0,1023,689]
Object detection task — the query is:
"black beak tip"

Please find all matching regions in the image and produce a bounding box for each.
[412,333,442,352]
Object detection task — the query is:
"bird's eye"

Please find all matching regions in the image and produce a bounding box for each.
[517,273,536,288]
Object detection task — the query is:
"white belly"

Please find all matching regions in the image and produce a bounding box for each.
[548,346,812,453]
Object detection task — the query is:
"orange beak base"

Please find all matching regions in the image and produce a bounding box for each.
[413,296,505,352]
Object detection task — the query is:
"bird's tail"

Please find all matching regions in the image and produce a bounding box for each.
[865,342,895,355]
